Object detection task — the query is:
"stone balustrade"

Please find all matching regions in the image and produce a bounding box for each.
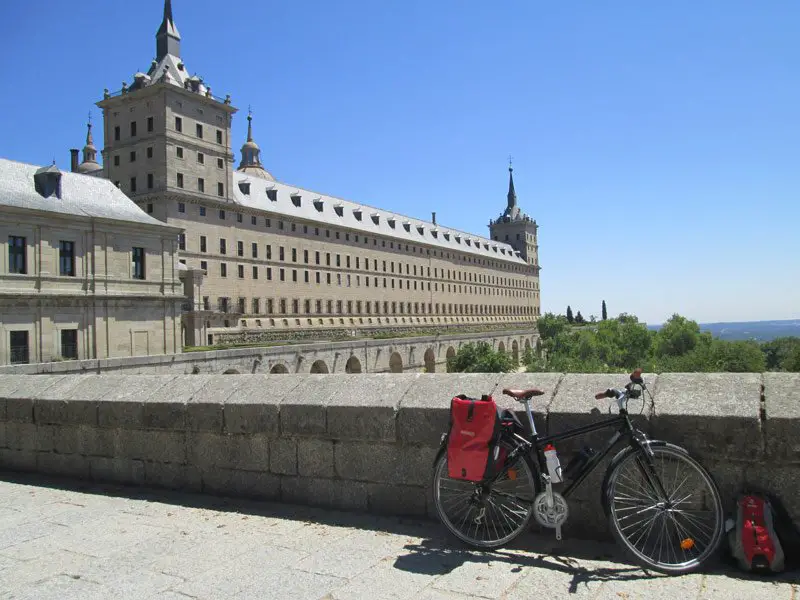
[0,372,797,541]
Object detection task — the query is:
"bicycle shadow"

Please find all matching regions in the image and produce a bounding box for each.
[393,532,655,593]
[393,533,800,590]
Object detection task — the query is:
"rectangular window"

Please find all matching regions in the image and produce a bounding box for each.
[147,173,154,189]
[252,266,258,279]
[130,121,137,137]
[315,272,320,284]
[266,245,272,260]
[315,251,320,265]
[178,234,186,251]
[196,124,203,138]
[237,213,243,223]
[292,248,297,262]
[113,155,120,166]
[9,331,29,365]
[304,300,311,314]
[221,263,227,277]
[238,265,244,279]
[279,247,285,261]
[59,241,75,276]
[130,177,137,192]
[200,236,207,252]
[218,183,224,197]
[175,117,182,132]
[251,242,258,258]
[327,300,333,314]
[304,270,309,283]
[237,241,244,257]
[130,150,137,163]
[251,215,257,225]
[303,250,309,264]
[292,270,297,282]
[238,298,246,314]
[279,268,285,282]
[60,329,78,360]
[132,247,145,279]
[292,299,299,314]
[8,236,26,274]
[252,298,260,314]
[197,152,204,164]
[267,267,272,280]
[220,239,227,254]
[336,255,341,267]
[198,178,205,192]
[147,116,154,132]
[114,126,120,141]
[176,147,184,158]
[267,299,274,314]
[178,202,186,213]
[217,157,224,169]
[199,206,206,216]
[177,173,184,188]
[200,260,207,271]
[216,130,223,144]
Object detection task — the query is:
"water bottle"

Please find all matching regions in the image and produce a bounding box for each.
[543,444,562,483]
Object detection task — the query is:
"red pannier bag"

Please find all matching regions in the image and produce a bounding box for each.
[729,493,786,573]
[446,395,502,482]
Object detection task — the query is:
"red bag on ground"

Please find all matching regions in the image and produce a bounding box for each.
[729,493,785,573]
[446,395,502,481]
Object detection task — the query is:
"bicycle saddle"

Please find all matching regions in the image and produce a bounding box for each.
[502,388,545,400]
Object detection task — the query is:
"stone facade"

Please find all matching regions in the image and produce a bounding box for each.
[0,159,184,365]
[75,1,542,347]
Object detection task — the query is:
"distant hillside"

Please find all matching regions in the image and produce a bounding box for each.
[647,319,800,342]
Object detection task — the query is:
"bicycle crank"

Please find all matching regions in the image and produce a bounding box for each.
[533,491,569,540]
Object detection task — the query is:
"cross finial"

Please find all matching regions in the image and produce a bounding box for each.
[508,155,513,172]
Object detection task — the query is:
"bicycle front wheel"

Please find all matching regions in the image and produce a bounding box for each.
[604,442,724,574]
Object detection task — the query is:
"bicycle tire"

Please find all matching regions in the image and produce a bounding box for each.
[432,438,541,549]
[602,441,724,574]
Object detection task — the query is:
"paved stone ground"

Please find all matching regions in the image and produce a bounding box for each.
[0,474,797,600]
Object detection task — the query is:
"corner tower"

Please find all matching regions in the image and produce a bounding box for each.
[95,0,238,217]
[489,166,540,272]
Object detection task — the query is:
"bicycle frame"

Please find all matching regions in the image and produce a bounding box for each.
[503,400,650,500]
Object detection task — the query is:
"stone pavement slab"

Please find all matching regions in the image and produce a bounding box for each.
[0,473,796,600]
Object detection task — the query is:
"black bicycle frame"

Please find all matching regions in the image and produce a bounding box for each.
[509,411,645,499]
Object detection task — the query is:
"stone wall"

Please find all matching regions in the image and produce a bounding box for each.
[0,372,797,541]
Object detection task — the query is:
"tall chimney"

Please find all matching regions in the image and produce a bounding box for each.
[70,149,79,172]
[432,211,437,225]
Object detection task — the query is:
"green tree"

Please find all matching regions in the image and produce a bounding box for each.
[653,314,701,357]
[602,300,608,321]
[761,337,800,371]
[566,306,574,324]
[783,345,800,372]
[447,342,515,373]
[575,311,586,324]
[536,312,569,341]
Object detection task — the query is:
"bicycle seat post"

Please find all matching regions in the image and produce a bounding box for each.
[521,399,538,436]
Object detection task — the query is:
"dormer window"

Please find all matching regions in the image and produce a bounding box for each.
[313,198,324,212]
[33,165,62,199]
[387,217,396,229]
[455,234,461,243]
[334,203,344,217]
[417,225,424,235]
[371,213,380,225]
[403,221,411,232]
[353,208,363,221]
[266,188,277,202]
[443,232,450,241]
[291,194,301,207]
[238,182,251,195]
[465,239,472,246]
[431,229,438,239]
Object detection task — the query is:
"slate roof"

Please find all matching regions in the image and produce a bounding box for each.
[0,158,175,229]
[230,171,527,265]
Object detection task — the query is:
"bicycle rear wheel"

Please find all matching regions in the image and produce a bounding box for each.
[432,440,539,549]
[603,442,724,574]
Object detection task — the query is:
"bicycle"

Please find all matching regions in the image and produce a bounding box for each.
[431,369,724,575]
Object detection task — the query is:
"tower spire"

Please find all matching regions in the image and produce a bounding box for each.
[507,159,517,211]
[76,115,101,174]
[246,106,254,143]
[237,109,275,181]
[156,0,181,60]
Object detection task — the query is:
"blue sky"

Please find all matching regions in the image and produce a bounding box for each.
[1,0,797,324]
